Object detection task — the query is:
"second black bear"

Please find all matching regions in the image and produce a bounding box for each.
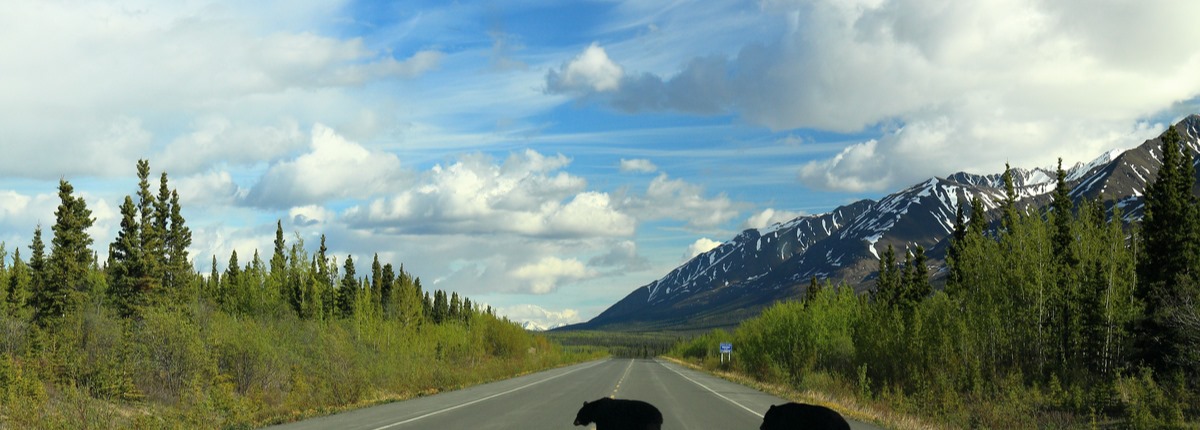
[573,397,663,430]
[759,402,850,430]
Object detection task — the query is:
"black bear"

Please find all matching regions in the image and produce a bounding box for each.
[573,397,663,430]
[759,402,850,430]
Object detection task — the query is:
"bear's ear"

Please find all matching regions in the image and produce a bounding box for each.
[767,405,776,412]
[583,401,589,406]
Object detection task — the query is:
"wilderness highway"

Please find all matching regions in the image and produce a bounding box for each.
[265,358,884,430]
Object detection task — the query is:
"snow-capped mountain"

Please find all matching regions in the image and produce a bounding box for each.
[560,115,1200,332]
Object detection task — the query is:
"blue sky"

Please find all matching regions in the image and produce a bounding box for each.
[2,0,1200,328]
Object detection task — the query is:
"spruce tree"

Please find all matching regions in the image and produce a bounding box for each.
[165,189,192,292]
[35,180,94,328]
[107,196,143,317]
[1136,125,1200,376]
[6,248,29,313]
[370,254,382,313]
[338,255,357,318]
[381,263,396,317]
[136,160,164,291]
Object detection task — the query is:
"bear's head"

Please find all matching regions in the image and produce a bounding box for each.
[574,401,595,426]
[760,404,779,430]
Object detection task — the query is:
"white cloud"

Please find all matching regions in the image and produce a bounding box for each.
[159,117,306,175]
[743,208,806,230]
[619,158,658,173]
[548,0,1200,191]
[246,124,405,208]
[684,237,723,261]
[289,205,335,228]
[0,1,440,180]
[175,170,246,207]
[344,149,635,238]
[511,256,596,294]
[619,173,743,230]
[588,240,650,271]
[545,43,624,94]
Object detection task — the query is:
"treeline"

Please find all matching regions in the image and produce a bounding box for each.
[672,126,1200,428]
[0,160,587,428]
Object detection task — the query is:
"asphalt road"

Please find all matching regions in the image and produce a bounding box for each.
[265,358,884,430]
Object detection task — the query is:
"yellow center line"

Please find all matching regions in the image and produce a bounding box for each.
[611,359,635,398]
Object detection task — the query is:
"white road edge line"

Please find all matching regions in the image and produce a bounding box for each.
[371,359,608,430]
[657,359,764,418]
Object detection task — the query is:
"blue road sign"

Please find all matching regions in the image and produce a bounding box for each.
[719,342,732,353]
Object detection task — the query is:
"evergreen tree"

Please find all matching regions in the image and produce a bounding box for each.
[449,291,461,321]
[805,275,822,303]
[1136,125,1200,377]
[874,244,899,307]
[338,255,357,318]
[946,195,968,295]
[432,289,448,323]
[370,254,382,314]
[968,196,987,237]
[6,248,29,313]
[905,245,931,305]
[381,263,396,318]
[1001,163,1019,232]
[34,180,94,328]
[208,255,220,301]
[165,190,192,292]
[107,196,144,317]
[270,220,286,278]
[136,160,164,292]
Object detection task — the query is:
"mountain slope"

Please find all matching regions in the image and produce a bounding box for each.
[561,114,1200,332]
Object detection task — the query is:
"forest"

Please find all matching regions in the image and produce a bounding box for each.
[670,126,1200,429]
[0,160,593,428]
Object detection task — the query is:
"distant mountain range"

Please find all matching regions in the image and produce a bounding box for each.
[559,115,1200,332]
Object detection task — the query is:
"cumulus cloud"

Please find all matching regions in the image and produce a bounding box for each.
[158,117,306,175]
[510,257,597,294]
[547,0,1200,191]
[684,237,723,261]
[619,158,658,173]
[0,1,441,180]
[343,149,635,238]
[619,173,743,230]
[545,43,624,94]
[588,240,651,272]
[175,171,247,207]
[245,124,405,208]
[289,205,336,227]
[743,208,806,230]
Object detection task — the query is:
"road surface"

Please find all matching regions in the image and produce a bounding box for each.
[265,358,884,430]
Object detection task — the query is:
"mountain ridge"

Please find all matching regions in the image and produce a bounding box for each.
[559,114,1200,332]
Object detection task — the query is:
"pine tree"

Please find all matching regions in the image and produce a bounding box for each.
[370,254,382,314]
[381,263,396,318]
[432,290,448,323]
[208,255,220,301]
[874,244,899,307]
[6,248,29,313]
[905,245,931,304]
[946,195,969,295]
[107,196,144,317]
[34,180,94,328]
[165,189,192,294]
[449,291,461,321]
[1136,125,1200,376]
[136,160,164,293]
[1001,163,1019,232]
[338,255,357,318]
[805,275,822,303]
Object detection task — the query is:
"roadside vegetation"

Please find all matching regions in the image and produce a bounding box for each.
[669,127,1200,429]
[0,160,599,429]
